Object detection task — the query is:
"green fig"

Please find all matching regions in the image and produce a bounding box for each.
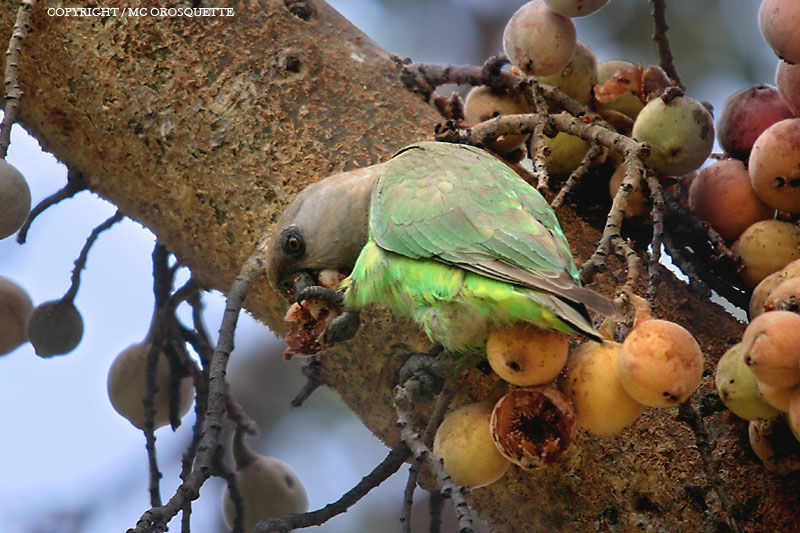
[715,342,780,420]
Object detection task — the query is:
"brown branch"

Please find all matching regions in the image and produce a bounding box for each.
[526,80,552,196]
[16,168,88,244]
[580,148,649,290]
[291,359,323,408]
[428,491,445,533]
[398,54,522,100]
[63,210,124,302]
[129,233,272,533]
[0,0,37,158]
[400,382,456,532]
[254,443,412,532]
[676,402,742,533]
[400,461,419,533]
[551,143,604,208]
[650,0,685,90]
[217,453,246,533]
[645,172,666,300]
[394,380,474,533]
[143,332,165,507]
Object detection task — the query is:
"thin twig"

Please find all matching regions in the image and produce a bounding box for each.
[0,0,37,158]
[63,210,124,303]
[291,359,323,408]
[400,383,456,532]
[141,244,179,508]
[217,461,246,533]
[551,143,604,208]
[650,0,685,90]
[676,402,742,533]
[394,380,474,533]
[224,387,259,435]
[143,333,165,507]
[580,148,649,289]
[428,491,445,533]
[129,233,272,533]
[400,461,420,533]
[16,169,88,244]
[645,172,666,300]
[526,80,552,196]
[254,443,412,532]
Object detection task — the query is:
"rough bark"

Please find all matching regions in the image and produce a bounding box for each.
[2,1,798,531]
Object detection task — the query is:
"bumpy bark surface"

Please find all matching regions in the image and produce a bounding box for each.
[2,1,797,531]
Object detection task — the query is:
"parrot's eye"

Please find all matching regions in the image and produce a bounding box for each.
[281,228,305,257]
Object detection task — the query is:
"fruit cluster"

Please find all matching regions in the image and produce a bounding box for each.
[716,257,800,473]
[686,2,800,288]
[431,0,724,490]
[434,301,704,489]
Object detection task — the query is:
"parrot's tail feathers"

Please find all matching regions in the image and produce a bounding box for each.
[546,296,605,343]
[568,284,621,319]
[465,258,621,319]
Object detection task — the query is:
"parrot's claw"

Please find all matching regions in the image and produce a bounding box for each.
[323,310,361,344]
[397,349,448,398]
[294,285,344,305]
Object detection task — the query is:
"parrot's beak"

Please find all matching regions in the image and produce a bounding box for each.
[291,272,316,301]
[276,271,316,301]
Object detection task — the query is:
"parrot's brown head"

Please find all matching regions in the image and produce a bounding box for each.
[266,165,379,299]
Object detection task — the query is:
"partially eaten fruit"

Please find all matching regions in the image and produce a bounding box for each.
[282,269,348,359]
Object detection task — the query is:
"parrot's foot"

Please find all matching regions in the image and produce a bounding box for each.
[294,285,343,305]
[397,347,448,399]
[284,285,351,359]
[324,310,360,344]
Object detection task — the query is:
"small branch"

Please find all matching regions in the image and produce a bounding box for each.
[676,402,742,533]
[398,54,522,100]
[253,443,411,532]
[662,234,712,298]
[217,461,246,533]
[394,380,474,533]
[63,210,124,303]
[129,233,272,533]
[16,168,88,244]
[429,491,445,533]
[143,335,165,507]
[400,383,456,532]
[224,387,259,436]
[0,0,37,158]
[291,359,323,408]
[580,149,649,289]
[551,143,604,208]
[649,0,685,90]
[526,80,552,196]
[660,194,749,309]
[400,461,419,533]
[645,172,666,300]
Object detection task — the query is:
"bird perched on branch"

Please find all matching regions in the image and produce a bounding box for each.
[266,141,617,356]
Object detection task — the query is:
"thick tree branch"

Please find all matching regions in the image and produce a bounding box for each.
[3,2,798,532]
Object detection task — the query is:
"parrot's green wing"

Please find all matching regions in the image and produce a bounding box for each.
[370,142,617,318]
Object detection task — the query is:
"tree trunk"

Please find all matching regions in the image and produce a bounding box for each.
[2,1,797,531]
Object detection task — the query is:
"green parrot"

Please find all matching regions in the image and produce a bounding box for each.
[267,141,617,355]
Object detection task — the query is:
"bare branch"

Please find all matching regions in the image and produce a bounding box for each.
[400,382,456,532]
[676,402,742,533]
[291,359,323,408]
[649,0,685,90]
[551,143,604,208]
[16,168,88,244]
[0,0,37,158]
[254,443,411,532]
[63,210,124,303]
[129,233,272,533]
[394,380,474,533]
